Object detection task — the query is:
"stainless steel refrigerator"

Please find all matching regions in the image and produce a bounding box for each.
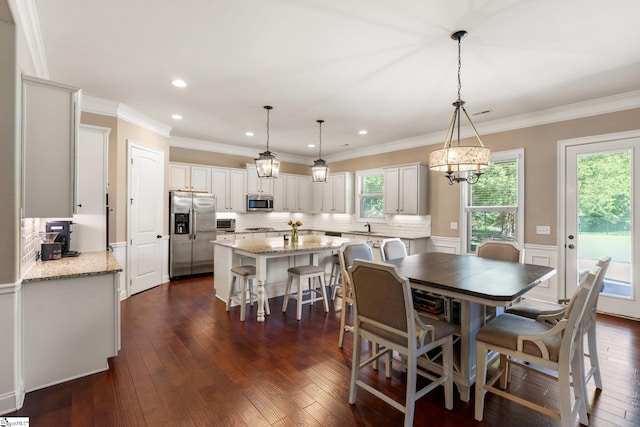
[169,191,216,278]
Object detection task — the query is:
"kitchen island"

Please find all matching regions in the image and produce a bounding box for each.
[214,235,352,322]
[22,251,122,392]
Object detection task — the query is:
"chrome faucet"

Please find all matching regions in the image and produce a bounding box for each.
[364,222,371,233]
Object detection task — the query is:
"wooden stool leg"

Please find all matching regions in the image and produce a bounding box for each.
[282,275,293,312]
[226,276,236,312]
[296,276,303,320]
[319,274,329,312]
[239,277,247,322]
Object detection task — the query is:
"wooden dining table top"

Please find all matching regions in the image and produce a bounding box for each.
[385,252,556,303]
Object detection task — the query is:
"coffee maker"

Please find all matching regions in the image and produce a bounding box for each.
[45,220,79,257]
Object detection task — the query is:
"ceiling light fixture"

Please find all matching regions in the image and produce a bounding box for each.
[254,106,280,178]
[428,30,490,185]
[358,130,368,135]
[171,114,183,120]
[171,79,187,88]
[311,119,329,183]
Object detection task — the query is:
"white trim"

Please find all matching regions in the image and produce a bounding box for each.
[170,135,309,164]
[81,95,172,138]
[522,244,559,302]
[354,168,386,223]
[460,148,525,255]
[8,0,48,78]
[428,236,461,254]
[110,242,128,300]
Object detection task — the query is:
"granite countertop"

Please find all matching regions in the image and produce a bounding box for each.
[231,228,430,240]
[23,251,123,283]
[214,235,351,255]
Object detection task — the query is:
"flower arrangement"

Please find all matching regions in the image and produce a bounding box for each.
[287,220,302,242]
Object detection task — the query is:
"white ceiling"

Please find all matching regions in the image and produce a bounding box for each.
[31,0,640,162]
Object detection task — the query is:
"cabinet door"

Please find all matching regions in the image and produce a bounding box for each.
[211,168,229,211]
[332,174,346,213]
[77,125,108,215]
[22,76,79,218]
[169,163,190,190]
[323,175,335,212]
[399,165,418,214]
[285,175,298,211]
[312,182,324,213]
[383,168,400,214]
[228,169,246,212]
[272,174,287,211]
[190,166,212,192]
[297,176,312,212]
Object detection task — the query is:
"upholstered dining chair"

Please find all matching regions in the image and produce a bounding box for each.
[337,241,374,349]
[380,238,407,261]
[348,259,454,427]
[507,256,612,409]
[476,240,523,263]
[475,264,604,427]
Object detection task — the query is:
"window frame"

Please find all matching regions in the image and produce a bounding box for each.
[355,168,386,223]
[461,149,525,255]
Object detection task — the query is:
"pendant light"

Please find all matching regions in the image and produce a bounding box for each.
[311,119,329,182]
[429,30,490,185]
[255,105,280,178]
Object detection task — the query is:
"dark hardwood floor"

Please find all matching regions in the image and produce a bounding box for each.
[9,275,640,426]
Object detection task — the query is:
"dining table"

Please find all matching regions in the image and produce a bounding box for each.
[384,251,556,401]
[213,234,352,322]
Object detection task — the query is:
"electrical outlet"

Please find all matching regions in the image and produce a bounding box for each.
[450,222,458,230]
[536,225,551,235]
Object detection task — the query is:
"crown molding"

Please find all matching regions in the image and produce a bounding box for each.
[325,90,640,163]
[170,136,310,164]
[8,0,48,78]
[82,95,172,138]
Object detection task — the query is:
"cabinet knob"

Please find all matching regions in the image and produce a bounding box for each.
[77,204,82,208]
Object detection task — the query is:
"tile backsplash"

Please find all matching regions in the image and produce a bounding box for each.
[21,217,41,274]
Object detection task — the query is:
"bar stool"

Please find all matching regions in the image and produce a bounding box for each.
[226,265,270,321]
[328,253,342,300]
[282,265,329,320]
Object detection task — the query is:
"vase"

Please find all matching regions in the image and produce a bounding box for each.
[291,227,298,243]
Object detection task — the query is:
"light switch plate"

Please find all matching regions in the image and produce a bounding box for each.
[450,222,458,230]
[536,225,551,235]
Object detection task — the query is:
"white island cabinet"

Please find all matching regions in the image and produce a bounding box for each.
[22,252,122,392]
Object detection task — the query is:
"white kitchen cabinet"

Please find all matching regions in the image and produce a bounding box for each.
[76,125,108,215]
[169,162,212,192]
[273,174,311,212]
[212,167,246,212]
[383,163,428,215]
[317,172,354,214]
[246,163,274,195]
[22,75,80,218]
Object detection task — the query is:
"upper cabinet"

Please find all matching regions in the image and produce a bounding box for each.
[212,167,246,212]
[76,125,109,215]
[315,172,354,214]
[273,174,312,212]
[383,163,428,215]
[169,162,211,192]
[245,163,274,195]
[22,75,80,218]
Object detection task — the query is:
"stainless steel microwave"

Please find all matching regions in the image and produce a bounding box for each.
[246,195,274,212]
[216,218,236,231]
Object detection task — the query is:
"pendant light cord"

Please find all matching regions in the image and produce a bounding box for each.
[318,120,323,159]
[265,107,270,152]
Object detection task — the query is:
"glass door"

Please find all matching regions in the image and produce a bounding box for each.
[564,136,639,318]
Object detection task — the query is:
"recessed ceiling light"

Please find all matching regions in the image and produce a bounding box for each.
[171,114,183,120]
[308,144,315,148]
[171,79,187,88]
[358,130,368,135]
[245,131,254,137]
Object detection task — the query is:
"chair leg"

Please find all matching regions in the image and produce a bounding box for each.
[474,341,488,421]
[282,275,293,312]
[319,275,329,313]
[338,293,348,348]
[348,328,362,405]
[262,281,271,315]
[239,277,247,322]
[226,276,236,312]
[559,358,577,427]
[296,277,303,320]
[571,339,589,425]
[587,324,603,389]
[404,352,417,427]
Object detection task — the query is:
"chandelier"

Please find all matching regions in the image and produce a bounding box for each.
[255,105,280,178]
[429,30,490,185]
[311,119,329,182]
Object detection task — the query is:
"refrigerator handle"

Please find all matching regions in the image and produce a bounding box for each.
[192,208,197,240]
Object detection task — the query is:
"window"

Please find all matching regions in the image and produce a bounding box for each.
[463,149,524,254]
[355,169,384,220]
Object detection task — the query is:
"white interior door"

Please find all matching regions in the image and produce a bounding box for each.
[561,132,640,318]
[129,142,164,295]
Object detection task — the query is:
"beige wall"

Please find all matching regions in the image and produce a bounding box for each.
[81,113,171,242]
[331,108,640,245]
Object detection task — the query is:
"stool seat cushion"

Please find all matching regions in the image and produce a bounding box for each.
[231,265,256,276]
[288,265,324,275]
